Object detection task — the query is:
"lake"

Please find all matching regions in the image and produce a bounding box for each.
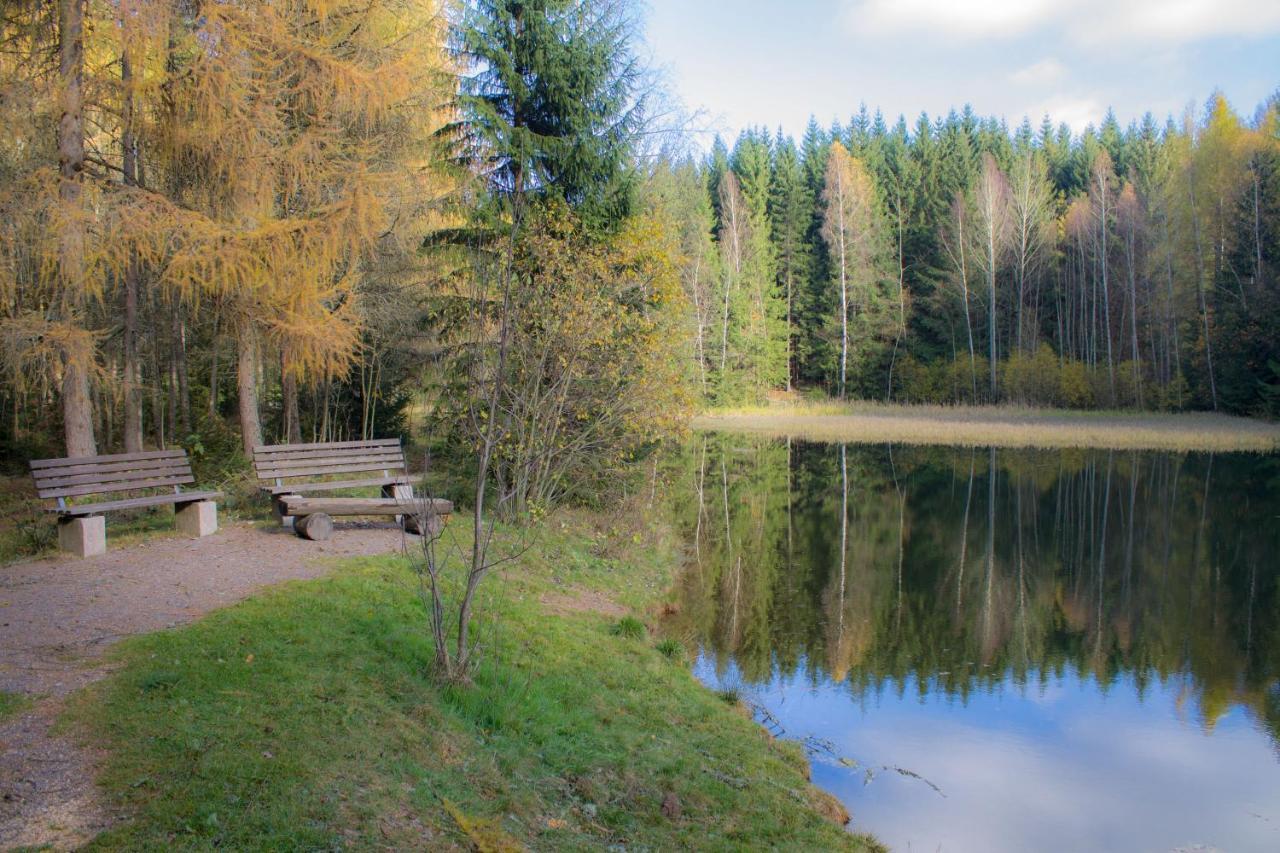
[667,435,1280,852]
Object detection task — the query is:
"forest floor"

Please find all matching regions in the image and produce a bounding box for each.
[696,400,1280,452]
[0,506,873,850]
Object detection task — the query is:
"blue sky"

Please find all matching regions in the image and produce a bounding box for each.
[641,0,1280,145]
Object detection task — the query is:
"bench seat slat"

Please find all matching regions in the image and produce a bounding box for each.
[255,450,405,470]
[256,459,407,480]
[34,463,192,491]
[254,438,400,454]
[50,490,222,516]
[40,474,196,500]
[255,456,406,474]
[30,449,186,470]
[254,444,403,460]
[266,475,413,495]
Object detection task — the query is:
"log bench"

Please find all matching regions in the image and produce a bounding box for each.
[252,439,452,541]
[29,450,222,557]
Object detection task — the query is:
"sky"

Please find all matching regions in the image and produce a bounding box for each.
[641,0,1280,146]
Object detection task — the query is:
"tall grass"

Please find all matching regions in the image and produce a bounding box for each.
[696,400,1280,453]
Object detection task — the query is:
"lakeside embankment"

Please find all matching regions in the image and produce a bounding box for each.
[63,508,878,850]
[695,401,1280,453]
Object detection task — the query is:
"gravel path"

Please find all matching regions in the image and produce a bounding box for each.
[0,520,412,850]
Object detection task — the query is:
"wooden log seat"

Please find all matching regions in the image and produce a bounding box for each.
[252,439,452,540]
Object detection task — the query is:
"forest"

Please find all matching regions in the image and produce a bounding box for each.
[665,100,1280,413]
[1,0,1278,483]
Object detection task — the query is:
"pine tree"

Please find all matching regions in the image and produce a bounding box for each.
[769,133,812,391]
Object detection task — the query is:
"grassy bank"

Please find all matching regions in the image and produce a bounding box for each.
[66,508,875,850]
[696,400,1280,452]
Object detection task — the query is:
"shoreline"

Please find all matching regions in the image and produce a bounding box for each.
[694,403,1280,453]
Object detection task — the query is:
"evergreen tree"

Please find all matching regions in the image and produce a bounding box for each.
[769,133,812,391]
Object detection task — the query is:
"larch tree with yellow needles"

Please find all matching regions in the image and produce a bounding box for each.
[1,0,456,456]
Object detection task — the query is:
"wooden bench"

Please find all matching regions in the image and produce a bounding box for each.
[252,439,452,541]
[29,450,222,557]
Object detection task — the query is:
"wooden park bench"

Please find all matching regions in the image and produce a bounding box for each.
[252,438,452,541]
[29,450,221,558]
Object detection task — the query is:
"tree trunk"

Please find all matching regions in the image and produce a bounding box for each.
[208,310,220,418]
[173,305,191,435]
[987,226,997,400]
[61,363,95,457]
[237,323,263,454]
[1186,167,1218,409]
[281,352,302,444]
[57,0,95,457]
[121,46,143,453]
[1097,174,1115,403]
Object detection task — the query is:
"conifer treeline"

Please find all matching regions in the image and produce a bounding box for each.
[654,96,1280,414]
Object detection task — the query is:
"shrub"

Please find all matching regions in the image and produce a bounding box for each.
[609,616,647,640]
[1058,359,1094,408]
[1003,344,1062,406]
[655,638,684,661]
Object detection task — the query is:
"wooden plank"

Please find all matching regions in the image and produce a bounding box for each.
[51,490,222,516]
[254,455,404,473]
[253,439,400,454]
[39,474,195,500]
[253,443,403,459]
[252,448,401,468]
[254,450,405,471]
[30,449,185,470]
[263,475,413,495]
[254,459,407,480]
[33,463,192,490]
[282,497,453,517]
[32,459,190,482]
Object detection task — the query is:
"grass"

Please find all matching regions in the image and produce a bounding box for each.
[65,507,876,851]
[655,638,684,661]
[609,615,648,640]
[696,399,1280,453]
[0,689,30,721]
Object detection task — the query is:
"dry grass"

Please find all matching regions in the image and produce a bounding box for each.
[695,400,1280,453]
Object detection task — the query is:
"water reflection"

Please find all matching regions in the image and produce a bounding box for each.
[669,437,1280,852]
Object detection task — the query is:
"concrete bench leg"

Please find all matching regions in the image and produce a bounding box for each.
[273,494,300,530]
[58,515,106,558]
[383,483,413,526]
[175,500,218,538]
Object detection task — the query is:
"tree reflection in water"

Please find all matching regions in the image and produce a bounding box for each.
[668,436,1280,746]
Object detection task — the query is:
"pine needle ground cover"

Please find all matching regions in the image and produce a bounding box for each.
[67,512,876,850]
[696,401,1280,452]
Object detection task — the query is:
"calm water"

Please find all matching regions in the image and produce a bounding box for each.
[668,436,1280,852]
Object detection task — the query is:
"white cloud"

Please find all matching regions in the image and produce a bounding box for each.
[1010,58,1068,86]
[842,0,1280,46]
[847,0,1059,39]
[1022,95,1107,131]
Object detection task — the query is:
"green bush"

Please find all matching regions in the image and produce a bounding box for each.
[655,637,684,661]
[1058,359,1094,408]
[609,616,647,640]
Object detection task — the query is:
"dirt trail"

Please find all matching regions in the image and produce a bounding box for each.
[0,521,411,850]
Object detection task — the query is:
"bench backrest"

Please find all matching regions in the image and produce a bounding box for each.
[30,450,196,506]
[252,439,407,487]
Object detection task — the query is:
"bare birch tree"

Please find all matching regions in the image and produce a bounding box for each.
[971,153,1011,399]
[821,143,885,399]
